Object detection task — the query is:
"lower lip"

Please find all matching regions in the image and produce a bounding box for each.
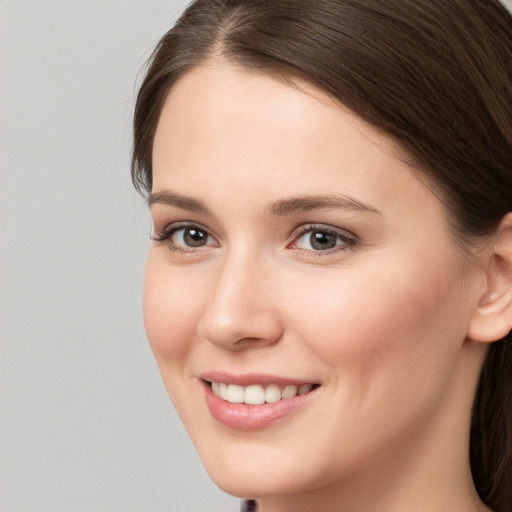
[202,381,319,430]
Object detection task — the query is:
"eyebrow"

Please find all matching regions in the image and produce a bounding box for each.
[147,191,209,214]
[148,190,382,217]
[267,194,383,217]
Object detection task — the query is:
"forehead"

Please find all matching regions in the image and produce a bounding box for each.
[151,62,441,224]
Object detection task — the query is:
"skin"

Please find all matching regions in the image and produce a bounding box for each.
[144,62,496,512]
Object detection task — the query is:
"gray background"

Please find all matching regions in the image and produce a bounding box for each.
[1,1,511,511]
[0,1,237,511]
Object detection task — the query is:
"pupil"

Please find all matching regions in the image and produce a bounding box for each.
[310,231,336,250]
[184,229,206,247]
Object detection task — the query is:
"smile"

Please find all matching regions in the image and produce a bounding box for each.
[201,374,321,430]
[210,382,316,405]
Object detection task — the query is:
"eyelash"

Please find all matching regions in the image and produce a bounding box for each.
[151,222,217,254]
[151,222,358,256]
[289,224,358,256]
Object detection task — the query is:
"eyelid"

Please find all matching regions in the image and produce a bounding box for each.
[151,221,219,249]
[288,223,358,253]
[151,221,358,256]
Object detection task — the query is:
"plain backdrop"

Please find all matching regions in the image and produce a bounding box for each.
[0,1,238,511]
[1,1,511,511]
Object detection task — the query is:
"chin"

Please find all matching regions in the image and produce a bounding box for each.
[194,436,330,499]
[206,464,313,499]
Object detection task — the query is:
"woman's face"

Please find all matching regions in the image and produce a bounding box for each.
[145,63,484,503]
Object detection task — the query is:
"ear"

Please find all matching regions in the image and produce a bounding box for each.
[467,213,512,343]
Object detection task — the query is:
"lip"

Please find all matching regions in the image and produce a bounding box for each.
[199,371,316,387]
[199,372,321,431]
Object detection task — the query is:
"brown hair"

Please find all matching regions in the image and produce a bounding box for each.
[132,1,512,509]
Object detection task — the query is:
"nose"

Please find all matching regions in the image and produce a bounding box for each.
[197,252,283,350]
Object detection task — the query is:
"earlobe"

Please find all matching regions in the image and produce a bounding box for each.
[467,213,512,343]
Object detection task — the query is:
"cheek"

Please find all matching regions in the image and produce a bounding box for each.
[271,255,471,467]
[286,253,469,400]
[142,255,204,371]
[142,255,214,426]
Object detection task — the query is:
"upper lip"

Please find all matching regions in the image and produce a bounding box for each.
[198,371,320,387]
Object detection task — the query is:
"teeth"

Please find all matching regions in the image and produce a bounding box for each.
[265,384,281,403]
[282,384,298,399]
[226,384,245,403]
[245,385,265,405]
[298,383,313,395]
[218,382,228,400]
[210,382,316,404]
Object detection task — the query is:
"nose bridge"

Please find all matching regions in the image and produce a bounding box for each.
[198,246,281,348]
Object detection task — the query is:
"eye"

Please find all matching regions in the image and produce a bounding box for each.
[291,226,357,253]
[151,223,217,251]
[173,227,210,247]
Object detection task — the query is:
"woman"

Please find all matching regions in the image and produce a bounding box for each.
[132,1,512,511]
